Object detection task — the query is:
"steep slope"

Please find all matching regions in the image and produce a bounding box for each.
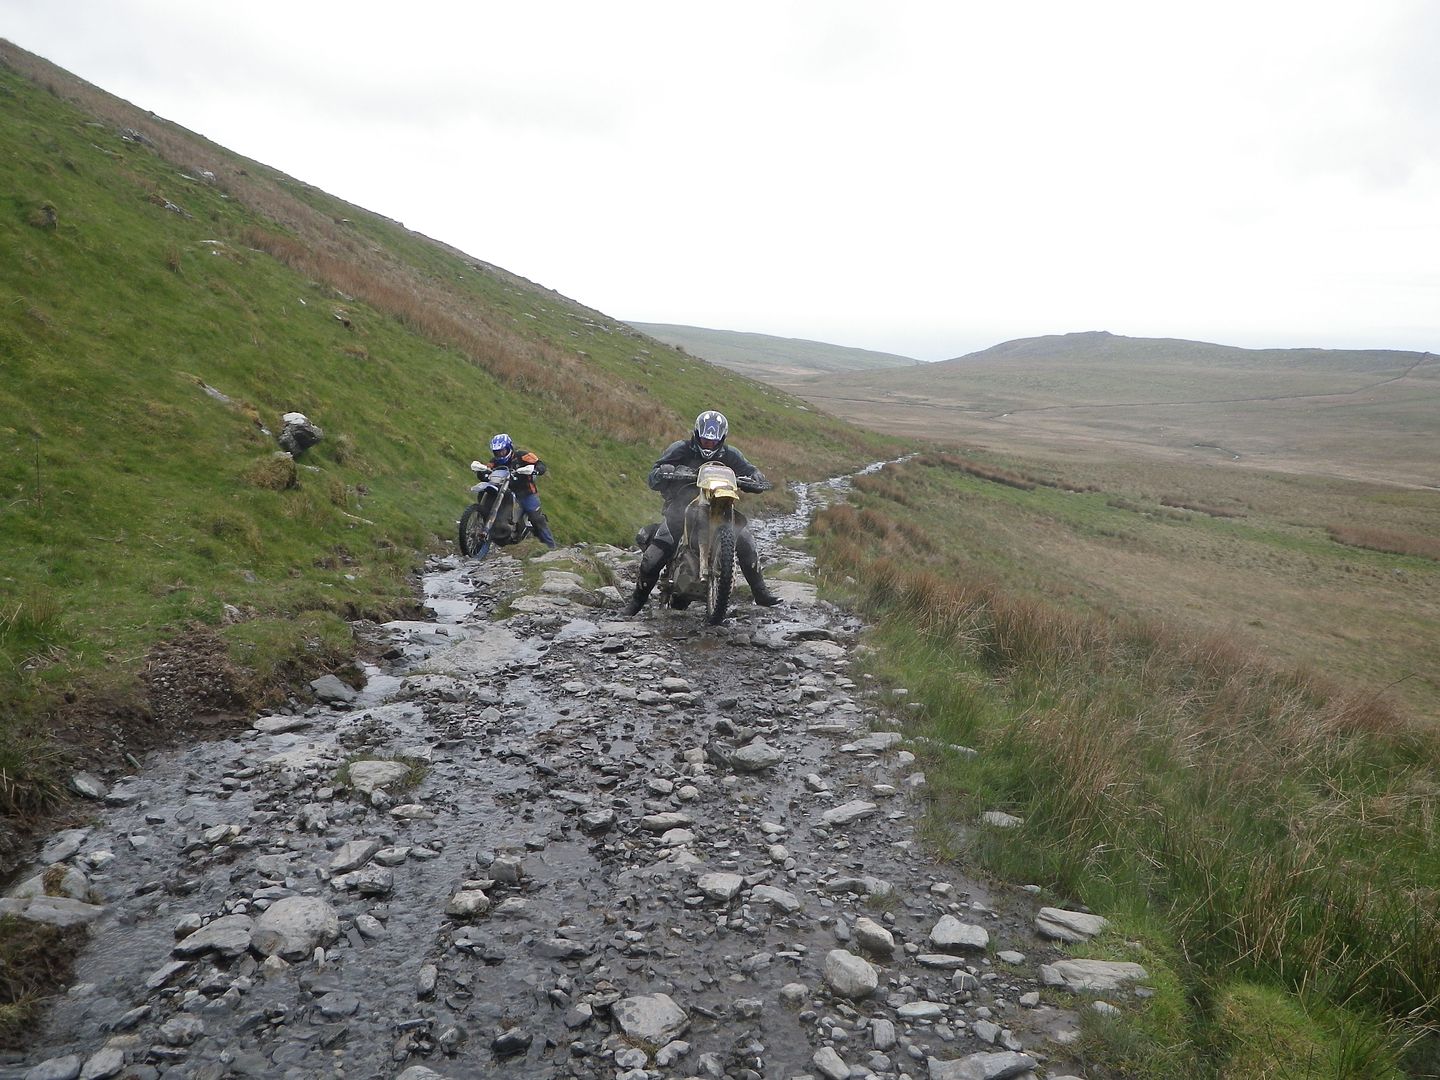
[629,321,920,382]
[0,42,897,783]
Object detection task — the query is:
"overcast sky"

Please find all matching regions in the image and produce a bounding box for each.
[4,1,1437,359]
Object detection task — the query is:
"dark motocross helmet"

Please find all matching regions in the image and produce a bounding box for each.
[692,410,728,461]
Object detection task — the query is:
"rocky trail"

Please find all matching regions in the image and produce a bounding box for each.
[2,473,1142,1080]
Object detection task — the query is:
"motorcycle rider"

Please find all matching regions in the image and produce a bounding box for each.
[485,433,557,549]
[621,410,782,615]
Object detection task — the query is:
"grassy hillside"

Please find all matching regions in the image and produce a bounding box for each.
[628,321,921,383]
[811,453,1440,1076]
[792,330,1440,489]
[0,41,898,833]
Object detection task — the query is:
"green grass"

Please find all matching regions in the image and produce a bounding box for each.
[816,459,1440,1077]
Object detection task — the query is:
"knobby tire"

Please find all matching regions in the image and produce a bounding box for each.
[458,505,486,558]
[707,522,735,625]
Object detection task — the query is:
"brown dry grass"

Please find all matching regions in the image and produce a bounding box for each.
[1328,525,1440,562]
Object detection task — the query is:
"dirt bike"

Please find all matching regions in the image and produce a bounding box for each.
[458,460,535,560]
[654,463,767,625]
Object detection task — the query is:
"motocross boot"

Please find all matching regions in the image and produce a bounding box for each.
[621,578,654,617]
[528,508,557,549]
[621,555,664,617]
[740,557,783,607]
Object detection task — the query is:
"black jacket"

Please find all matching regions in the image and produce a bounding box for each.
[647,439,769,512]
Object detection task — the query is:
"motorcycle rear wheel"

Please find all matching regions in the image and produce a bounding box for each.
[706,523,735,625]
[458,505,488,558]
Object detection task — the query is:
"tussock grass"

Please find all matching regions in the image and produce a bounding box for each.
[0,916,83,1048]
[1328,525,1440,563]
[815,465,1440,1074]
[1160,495,1246,518]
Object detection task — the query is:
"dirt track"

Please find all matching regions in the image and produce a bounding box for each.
[3,485,1119,1080]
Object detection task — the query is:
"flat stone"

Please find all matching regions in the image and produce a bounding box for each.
[253,715,312,735]
[818,801,877,827]
[1040,958,1149,992]
[929,915,988,952]
[613,993,689,1044]
[1035,907,1109,943]
[69,773,106,800]
[309,674,357,703]
[173,914,254,958]
[533,937,591,960]
[640,812,692,832]
[847,732,903,753]
[39,829,89,865]
[446,890,490,917]
[78,1045,125,1080]
[980,810,1024,829]
[696,873,744,902]
[749,885,802,913]
[0,895,105,928]
[8,866,89,901]
[730,740,784,772]
[916,953,969,969]
[23,1054,81,1080]
[898,1000,946,1019]
[250,896,340,959]
[329,839,382,873]
[345,761,411,795]
[927,1050,1038,1080]
[871,1018,897,1050]
[813,1046,850,1080]
[159,1015,205,1046]
[144,961,189,990]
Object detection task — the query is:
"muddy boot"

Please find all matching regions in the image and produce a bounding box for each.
[621,561,662,617]
[741,560,783,607]
[528,509,557,549]
[620,580,652,617]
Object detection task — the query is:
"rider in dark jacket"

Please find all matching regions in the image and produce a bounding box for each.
[621,410,782,615]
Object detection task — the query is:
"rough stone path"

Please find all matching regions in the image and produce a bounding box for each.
[3,489,1136,1080]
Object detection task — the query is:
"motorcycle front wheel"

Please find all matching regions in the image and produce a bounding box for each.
[458,505,488,558]
[706,522,735,625]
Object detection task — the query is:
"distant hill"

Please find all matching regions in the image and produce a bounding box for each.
[784,330,1440,488]
[941,329,1426,374]
[629,322,921,383]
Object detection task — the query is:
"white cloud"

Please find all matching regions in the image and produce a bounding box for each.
[2,0,1436,357]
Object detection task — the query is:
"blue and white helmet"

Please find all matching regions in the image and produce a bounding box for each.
[693,410,728,460]
[489,433,514,461]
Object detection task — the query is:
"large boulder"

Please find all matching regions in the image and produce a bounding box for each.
[250,896,340,959]
[823,949,879,999]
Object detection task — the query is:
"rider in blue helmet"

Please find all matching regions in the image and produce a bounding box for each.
[621,410,781,615]
[487,433,557,549]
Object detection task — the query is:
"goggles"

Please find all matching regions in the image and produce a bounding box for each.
[698,435,722,450]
